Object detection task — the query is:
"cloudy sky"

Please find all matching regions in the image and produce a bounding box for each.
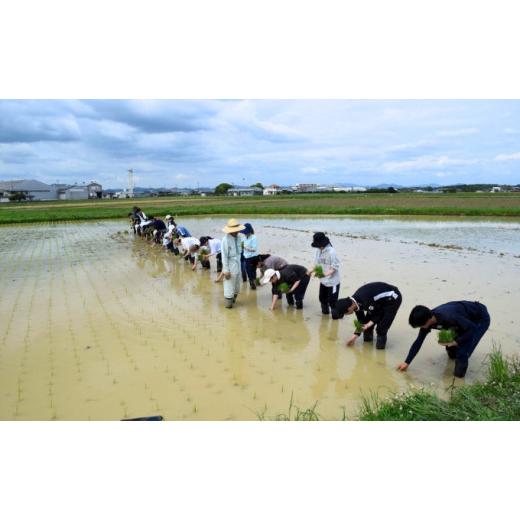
[0,99,519,188]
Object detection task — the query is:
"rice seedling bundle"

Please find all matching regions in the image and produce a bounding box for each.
[314,265,324,278]
[353,319,364,334]
[278,282,290,293]
[197,247,209,262]
[438,328,457,344]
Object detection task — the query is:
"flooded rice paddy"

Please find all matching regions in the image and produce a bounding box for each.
[1,216,519,420]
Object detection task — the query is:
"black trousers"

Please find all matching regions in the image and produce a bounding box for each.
[452,305,490,377]
[201,252,222,272]
[368,294,402,337]
[245,256,259,282]
[319,283,340,310]
[276,275,310,305]
[293,275,310,303]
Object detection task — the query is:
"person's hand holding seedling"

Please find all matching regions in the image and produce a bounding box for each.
[397,362,409,371]
[313,265,325,278]
[346,320,374,347]
[224,271,231,280]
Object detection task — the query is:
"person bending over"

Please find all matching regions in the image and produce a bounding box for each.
[398,301,490,378]
[332,282,402,349]
[260,265,310,311]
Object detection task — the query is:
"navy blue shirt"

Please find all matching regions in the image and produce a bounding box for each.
[152,219,167,231]
[405,301,488,364]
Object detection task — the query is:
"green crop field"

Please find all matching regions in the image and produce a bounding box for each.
[1,192,520,224]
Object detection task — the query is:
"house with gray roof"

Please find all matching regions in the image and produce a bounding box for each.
[0,179,57,201]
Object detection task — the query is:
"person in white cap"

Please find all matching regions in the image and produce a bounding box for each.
[221,218,246,308]
[162,215,177,252]
[260,264,310,311]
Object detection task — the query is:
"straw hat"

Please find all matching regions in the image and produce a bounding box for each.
[222,218,246,233]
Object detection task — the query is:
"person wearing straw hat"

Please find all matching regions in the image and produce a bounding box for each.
[221,218,246,308]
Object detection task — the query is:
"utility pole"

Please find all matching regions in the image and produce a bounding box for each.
[128,169,134,198]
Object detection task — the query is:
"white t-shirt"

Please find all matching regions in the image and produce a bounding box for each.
[180,236,200,253]
[208,238,222,255]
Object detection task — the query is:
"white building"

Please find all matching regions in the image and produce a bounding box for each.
[263,184,281,195]
[228,187,263,196]
[294,183,318,192]
[332,186,367,193]
[87,182,103,198]
[57,185,89,200]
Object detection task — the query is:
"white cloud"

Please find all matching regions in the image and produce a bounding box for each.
[495,152,520,161]
[384,155,477,172]
[301,166,321,173]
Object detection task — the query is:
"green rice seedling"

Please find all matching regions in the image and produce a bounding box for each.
[277,282,290,293]
[313,265,324,278]
[197,247,209,262]
[438,328,457,344]
[353,319,364,334]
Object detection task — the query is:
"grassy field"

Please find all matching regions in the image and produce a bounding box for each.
[1,192,520,224]
[261,349,520,420]
[358,349,520,421]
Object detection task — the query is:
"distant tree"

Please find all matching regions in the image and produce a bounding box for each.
[8,191,28,202]
[250,182,264,189]
[215,183,233,195]
[387,187,398,193]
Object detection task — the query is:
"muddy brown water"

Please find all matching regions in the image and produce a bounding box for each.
[1,217,518,420]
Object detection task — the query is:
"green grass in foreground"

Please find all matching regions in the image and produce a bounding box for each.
[259,349,520,420]
[1,193,520,224]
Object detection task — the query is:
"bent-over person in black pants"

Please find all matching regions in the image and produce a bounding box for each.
[260,265,311,311]
[332,282,402,349]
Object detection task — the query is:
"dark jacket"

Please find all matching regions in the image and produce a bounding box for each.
[333,282,401,321]
[152,219,167,231]
[272,264,308,294]
[405,301,489,364]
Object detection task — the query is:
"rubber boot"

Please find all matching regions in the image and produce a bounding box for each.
[454,358,468,378]
[249,280,256,290]
[225,298,233,309]
[321,303,330,315]
[363,330,374,342]
[376,334,387,349]
[286,294,295,306]
[295,300,303,309]
[232,294,238,303]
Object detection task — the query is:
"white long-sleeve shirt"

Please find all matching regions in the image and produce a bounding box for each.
[314,244,341,287]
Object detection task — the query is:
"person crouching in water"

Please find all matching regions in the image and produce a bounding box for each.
[174,236,200,265]
[221,218,246,309]
[332,282,402,349]
[257,254,288,275]
[260,265,310,311]
[398,301,490,378]
[310,232,341,315]
[199,236,223,273]
[162,214,178,253]
[151,216,167,244]
[190,236,223,272]
[242,223,259,290]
